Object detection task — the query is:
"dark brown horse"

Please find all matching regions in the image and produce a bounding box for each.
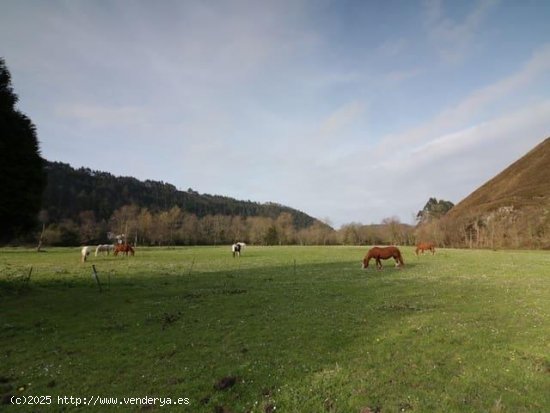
[114,244,135,256]
[415,242,435,256]
[362,246,404,270]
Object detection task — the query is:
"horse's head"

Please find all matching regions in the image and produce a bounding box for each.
[361,258,368,269]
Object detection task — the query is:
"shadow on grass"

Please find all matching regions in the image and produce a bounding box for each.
[1,259,426,406]
[6,256,542,413]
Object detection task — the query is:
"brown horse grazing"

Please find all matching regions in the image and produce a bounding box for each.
[415,242,435,256]
[362,246,404,270]
[114,244,135,256]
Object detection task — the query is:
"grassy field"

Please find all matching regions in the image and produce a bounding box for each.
[0,246,549,412]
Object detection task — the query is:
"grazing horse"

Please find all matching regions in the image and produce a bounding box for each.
[95,244,114,256]
[231,243,242,258]
[415,242,435,255]
[81,246,94,262]
[114,244,135,256]
[362,246,404,270]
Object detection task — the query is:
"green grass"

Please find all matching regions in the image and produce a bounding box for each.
[1,246,549,412]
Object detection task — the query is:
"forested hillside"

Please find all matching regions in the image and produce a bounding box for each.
[43,161,318,228]
[38,161,331,246]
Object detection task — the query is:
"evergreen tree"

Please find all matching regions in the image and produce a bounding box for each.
[416,197,454,224]
[0,58,45,243]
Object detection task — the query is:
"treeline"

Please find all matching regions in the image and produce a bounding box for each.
[339,218,415,246]
[416,206,550,249]
[42,190,549,249]
[38,161,422,247]
[40,205,330,246]
[38,204,418,247]
[42,161,318,229]
[413,197,550,249]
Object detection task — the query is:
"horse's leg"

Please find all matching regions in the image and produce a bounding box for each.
[376,257,382,270]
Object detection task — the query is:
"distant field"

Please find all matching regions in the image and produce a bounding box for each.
[1,246,549,412]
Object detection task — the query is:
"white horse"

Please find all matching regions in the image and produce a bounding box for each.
[81,246,94,262]
[95,244,114,256]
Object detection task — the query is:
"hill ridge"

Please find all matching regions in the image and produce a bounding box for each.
[42,160,322,229]
[446,136,550,219]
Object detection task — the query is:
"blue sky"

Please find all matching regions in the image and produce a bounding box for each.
[1,0,549,227]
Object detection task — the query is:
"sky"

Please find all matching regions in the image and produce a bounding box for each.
[1,0,550,228]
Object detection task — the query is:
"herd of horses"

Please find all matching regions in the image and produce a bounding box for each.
[231,240,435,270]
[80,243,135,262]
[81,240,435,270]
[362,241,436,270]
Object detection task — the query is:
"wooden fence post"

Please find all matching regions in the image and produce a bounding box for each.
[92,265,102,293]
[188,257,196,276]
[24,266,33,285]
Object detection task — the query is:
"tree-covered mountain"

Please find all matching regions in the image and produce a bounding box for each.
[42,160,321,230]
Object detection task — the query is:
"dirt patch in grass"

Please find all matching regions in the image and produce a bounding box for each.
[214,376,237,391]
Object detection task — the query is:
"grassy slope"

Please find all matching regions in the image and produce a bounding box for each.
[1,246,549,412]
[447,137,550,218]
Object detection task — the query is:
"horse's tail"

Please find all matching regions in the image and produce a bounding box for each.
[415,247,419,256]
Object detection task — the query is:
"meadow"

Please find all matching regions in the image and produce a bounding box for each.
[0,246,549,412]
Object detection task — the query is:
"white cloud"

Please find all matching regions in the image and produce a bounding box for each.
[382,68,422,85]
[2,1,550,229]
[320,101,550,227]
[423,0,500,63]
[54,104,148,126]
[316,101,366,141]
[403,101,550,171]
[377,43,550,153]
[377,38,408,58]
